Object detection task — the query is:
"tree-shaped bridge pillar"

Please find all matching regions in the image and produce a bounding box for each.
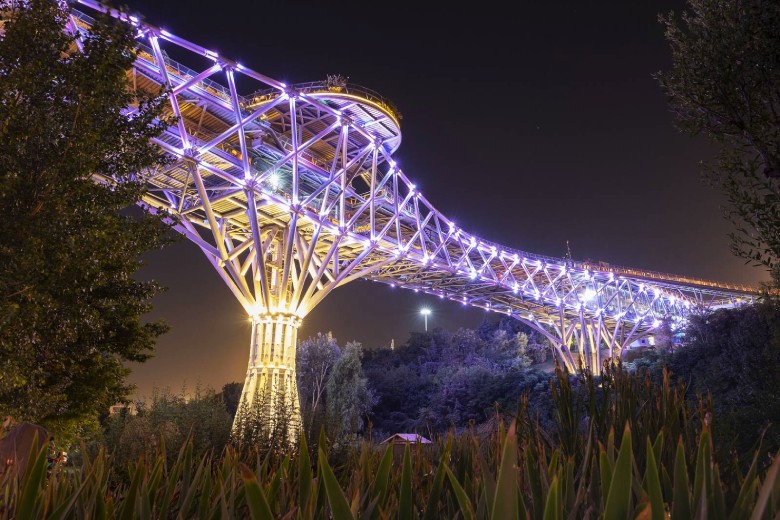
[519,309,652,376]
[235,313,303,444]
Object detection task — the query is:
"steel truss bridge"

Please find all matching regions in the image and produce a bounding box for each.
[66,1,758,437]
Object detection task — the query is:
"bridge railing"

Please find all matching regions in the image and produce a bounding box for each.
[71,9,242,106]
[248,81,402,124]
[467,237,756,294]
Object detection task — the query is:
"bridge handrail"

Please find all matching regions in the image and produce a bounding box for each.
[248,81,402,124]
[71,9,239,106]
[473,237,756,293]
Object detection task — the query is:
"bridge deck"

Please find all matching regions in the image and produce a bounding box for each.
[71,2,759,336]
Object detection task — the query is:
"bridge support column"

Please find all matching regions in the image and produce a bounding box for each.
[520,313,644,376]
[233,313,302,447]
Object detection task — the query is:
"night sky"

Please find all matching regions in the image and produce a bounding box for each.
[121,0,768,398]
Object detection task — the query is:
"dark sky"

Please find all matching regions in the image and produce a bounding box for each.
[122,0,768,398]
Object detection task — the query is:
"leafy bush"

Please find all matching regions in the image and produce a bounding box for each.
[102,386,232,471]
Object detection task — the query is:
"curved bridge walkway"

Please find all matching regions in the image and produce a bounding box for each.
[69,1,759,438]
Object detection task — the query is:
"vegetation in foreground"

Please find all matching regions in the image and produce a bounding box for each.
[3,364,780,519]
[0,0,172,437]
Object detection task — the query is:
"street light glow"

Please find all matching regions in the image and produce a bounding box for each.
[420,307,431,331]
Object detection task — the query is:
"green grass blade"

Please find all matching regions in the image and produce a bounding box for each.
[693,428,711,511]
[177,438,195,512]
[542,476,560,520]
[474,435,496,502]
[239,463,274,520]
[49,457,101,520]
[750,449,780,520]
[444,464,475,520]
[730,447,760,520]
[423,435,451,520]
[644,438,664,520]
[118,462,144,520]
[178,452,209,517]
[710,462,726,520]
[158,440,186,519]
[16,437,47,520]
[491,419,519,520]
[197,463,214,519]
[599,449,612,510]
[652,431,664,470]
[319,447,356,520]
[672,437,691,520]
[372,443,393,512]
[526,446,544,519]
[399,443,413,520]
[266,454,288,505]
[603,422,632,520]
[299,429,313,514]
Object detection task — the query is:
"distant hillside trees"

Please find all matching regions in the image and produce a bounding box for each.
[363,318,553,436]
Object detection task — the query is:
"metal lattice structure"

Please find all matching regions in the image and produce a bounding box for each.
[68,1,759,440]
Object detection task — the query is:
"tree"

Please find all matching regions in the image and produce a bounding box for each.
[325,341,375,447]
[296,332,341,433]
[660,300,780,461]
[657,0,780,279]
[0,1,171,436]
[220,382,243,419]
[652,317,675,352]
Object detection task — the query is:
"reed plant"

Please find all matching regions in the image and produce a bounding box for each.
[2,363,779,519]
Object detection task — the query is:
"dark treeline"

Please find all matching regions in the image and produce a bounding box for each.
[361,318,552,437]
[295,299,780,463]
[97,299,780,468]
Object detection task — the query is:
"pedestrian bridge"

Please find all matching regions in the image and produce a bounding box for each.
[67,1,760,435]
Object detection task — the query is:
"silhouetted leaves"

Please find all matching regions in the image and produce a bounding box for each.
[0,0,172,436]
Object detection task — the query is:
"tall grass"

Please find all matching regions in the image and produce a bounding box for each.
[2,363,779,519]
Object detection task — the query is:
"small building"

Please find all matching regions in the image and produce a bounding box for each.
[108,402,138,417]
[381,433,432,457]
[627,336,655,349]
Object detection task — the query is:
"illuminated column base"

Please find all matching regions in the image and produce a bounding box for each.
[233,313,302,447]
[547,326,605,376]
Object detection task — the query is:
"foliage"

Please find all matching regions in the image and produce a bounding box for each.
[657,0,780,277]
[0,0,172,434]
[2,365,780,518]
[658,299,780,462]
[232,376,300,458]
[420,366,550,433]
[297,332,341,439]
[325,341,375,450]
[220,382,243,419]
[363,318,551,436]
[102,386,232,471]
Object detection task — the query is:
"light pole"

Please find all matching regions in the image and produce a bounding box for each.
[420,308,431,331]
